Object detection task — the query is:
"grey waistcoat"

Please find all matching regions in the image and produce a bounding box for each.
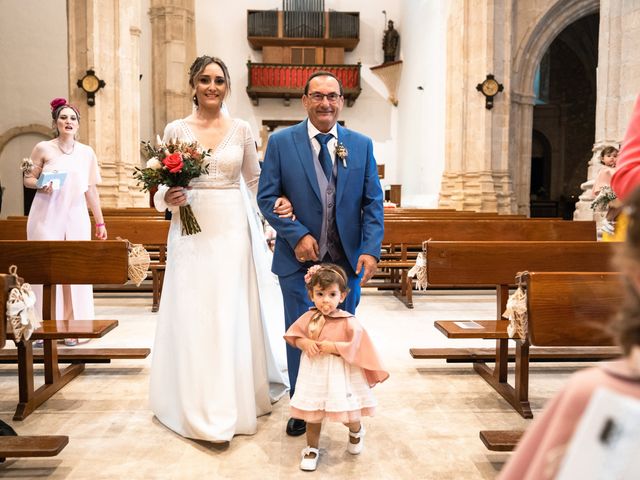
[313,156,343,261]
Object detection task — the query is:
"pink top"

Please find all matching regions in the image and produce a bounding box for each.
[592,165,616,196]
[284,308,390,387]
[611,94,640,200]
[498,357,640,480]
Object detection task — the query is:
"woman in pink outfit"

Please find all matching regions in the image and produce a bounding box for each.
[284,264,389,472]
[498,187,640,480]
[23,98,107,345]
[612,94,640,201]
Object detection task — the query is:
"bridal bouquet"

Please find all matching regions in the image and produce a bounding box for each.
[134,138,211,235]
[590,185,617,212]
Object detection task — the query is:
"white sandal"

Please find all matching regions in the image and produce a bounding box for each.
[300,446,320,471]
[347,424,366,455]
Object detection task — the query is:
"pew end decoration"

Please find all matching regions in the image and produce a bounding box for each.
[503,272,528,339]
[117,238,151,287]
[134,138,211,235]
[408,240,431,290]
[5,265,40,343]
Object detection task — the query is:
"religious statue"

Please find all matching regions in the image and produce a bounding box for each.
[382,20,400,63]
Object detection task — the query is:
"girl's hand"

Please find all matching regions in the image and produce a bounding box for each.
[274,196,296,220]
[318,341,338,355]
[165,186,189,207]
[95,224,107,240]
[297,338,321,357]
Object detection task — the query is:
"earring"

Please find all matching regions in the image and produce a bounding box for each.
[193,95,198,107]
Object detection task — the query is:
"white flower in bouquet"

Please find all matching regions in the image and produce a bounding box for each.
[146,157,162,170]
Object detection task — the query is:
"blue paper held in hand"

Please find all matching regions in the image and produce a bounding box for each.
[36,171,67,190]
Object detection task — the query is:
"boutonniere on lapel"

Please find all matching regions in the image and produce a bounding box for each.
[335,142,348,168]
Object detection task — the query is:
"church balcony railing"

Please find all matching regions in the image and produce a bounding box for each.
[246,62,362,106]
[247,10,359,50]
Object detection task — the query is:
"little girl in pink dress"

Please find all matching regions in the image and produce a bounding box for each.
[284,264,389,472]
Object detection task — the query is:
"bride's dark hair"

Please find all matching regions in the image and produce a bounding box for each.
[188,55,231,107]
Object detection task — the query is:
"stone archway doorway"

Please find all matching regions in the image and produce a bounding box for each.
[510,0,599,215]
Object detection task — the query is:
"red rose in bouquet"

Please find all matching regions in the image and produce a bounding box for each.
[162,152,184,173]
[134,139,211,235]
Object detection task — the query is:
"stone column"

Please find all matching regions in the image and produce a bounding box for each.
[148,0,196,137]
[438,0,515,212]
[68,0,145,207]
[574,0,640,219]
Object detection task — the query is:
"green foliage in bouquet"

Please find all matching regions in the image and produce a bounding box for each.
[590,185,617,212]
[134,139,211,235]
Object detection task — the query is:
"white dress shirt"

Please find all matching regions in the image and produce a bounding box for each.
[307,121,338,167]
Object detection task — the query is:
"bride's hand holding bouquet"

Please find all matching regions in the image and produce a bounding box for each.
[134,138,211,235]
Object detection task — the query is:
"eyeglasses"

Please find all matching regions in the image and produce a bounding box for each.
[308,92,342,103]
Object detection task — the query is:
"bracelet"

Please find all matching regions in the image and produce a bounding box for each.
[95,223,105,227]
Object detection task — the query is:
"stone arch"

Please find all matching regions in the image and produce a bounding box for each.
[510,0,599,214]
[0,124,52,216]
[0,124,53,157]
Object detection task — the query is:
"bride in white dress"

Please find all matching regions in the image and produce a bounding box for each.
[149,56,289,442]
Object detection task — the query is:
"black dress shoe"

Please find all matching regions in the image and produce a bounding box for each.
[286,418,306,436]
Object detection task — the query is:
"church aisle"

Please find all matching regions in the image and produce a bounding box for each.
[0,290,580,479]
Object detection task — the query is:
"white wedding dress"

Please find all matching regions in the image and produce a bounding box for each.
[149,118,288,442]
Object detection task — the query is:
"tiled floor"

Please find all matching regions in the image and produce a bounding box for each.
[0,289,583,479]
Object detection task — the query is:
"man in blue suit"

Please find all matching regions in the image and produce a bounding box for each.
[257,71,384,436]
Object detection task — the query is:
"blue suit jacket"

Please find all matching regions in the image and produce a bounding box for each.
[258,120,384,277]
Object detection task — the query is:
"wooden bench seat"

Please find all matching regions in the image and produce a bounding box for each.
[410,346,621,362]
[434,320,509,339]
[375,220,596,307]
[417,241,619,418]
[0,435,69,459]
[0,240,129,420]
[0,348,150,363]
[0,274,69,460]
[8,320,118,340]
[479,430,523,452]
[0,218,169,312]
[491,271,622,417]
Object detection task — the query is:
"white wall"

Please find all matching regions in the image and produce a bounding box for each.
[0,0,68,217]
[396,0,447,207]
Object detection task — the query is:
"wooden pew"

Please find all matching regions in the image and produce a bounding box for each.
[0,240,132,420]
[0,274,69,459]
[479,271,623,450]
[409,241,619,417]
[376,220,596,307]
[0,218,170,312]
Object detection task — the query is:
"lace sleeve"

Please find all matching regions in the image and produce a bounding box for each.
[240,121,261,195]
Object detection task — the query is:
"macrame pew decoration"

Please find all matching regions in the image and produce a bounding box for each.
[5,265,40,343]
[503,272,528,340]
[117,237,151,287]
[407,240,431,291]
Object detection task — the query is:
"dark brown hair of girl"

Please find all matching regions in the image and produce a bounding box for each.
[188,55,231,106]
[612,185,640,354]
[306,264,350,296]
[600,146,619,164]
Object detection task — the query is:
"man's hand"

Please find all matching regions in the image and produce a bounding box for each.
[296,338,321,357]
[294,234,319,263]
[356,254,378,285]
